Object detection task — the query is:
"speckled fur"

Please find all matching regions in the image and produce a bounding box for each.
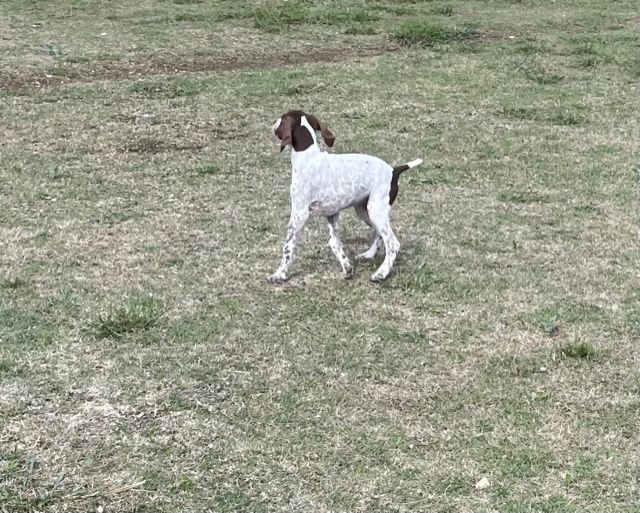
[268,112,423,283]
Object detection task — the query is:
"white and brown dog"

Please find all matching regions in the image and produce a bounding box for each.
[269,110,424,283]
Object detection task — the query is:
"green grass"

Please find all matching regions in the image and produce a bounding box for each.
[430,4,455,16]
[499,105,586,125]
[497,189,551,204]
[393,20,475,46]
[195,163,221,176]
[129,79,207,98]
[91,292,163,339]
[0,277,26,289]
[517,58,565,84]
[253,4,379,33]
[253,5,309,32]
[344,24,378,36]
[0,0,638,511]
[557,341,597,360]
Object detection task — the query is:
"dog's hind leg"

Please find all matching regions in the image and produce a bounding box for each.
[354,201,382,260]
[366,196,400,282]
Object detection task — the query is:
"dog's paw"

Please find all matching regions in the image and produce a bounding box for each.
[267,271,288,284]
[341,264,354,280]
[370,271,387,283]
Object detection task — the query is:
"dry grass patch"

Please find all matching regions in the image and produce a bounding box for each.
[1,0,639,511]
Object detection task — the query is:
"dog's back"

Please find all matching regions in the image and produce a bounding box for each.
[292,151,393,212]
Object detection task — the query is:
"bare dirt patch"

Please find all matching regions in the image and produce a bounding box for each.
[1,44,401,92]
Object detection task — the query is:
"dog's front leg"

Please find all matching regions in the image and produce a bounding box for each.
[326,214,354,279]
[268,208,309,284]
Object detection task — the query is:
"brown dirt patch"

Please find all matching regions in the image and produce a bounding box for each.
[1,44,402,92]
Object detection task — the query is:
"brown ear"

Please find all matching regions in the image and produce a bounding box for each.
[306,114,335,148]
[280,133,292,152]
[278,116,293,152]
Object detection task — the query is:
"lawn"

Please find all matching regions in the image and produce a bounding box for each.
[1,0,638,511]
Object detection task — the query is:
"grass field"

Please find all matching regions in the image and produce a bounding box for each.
[1,0,639,511]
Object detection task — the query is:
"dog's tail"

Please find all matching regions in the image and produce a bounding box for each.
[393,158,424,176]
[390,158,424,205]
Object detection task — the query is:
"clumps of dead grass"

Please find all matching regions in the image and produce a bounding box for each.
[516,58,564,84]
[129,79,206,98]
[124,137,204,153]
[499,105,586,126]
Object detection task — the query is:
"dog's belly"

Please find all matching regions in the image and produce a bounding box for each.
[308,195,367,216]
[308,200,340,216]
[308,186,370,216]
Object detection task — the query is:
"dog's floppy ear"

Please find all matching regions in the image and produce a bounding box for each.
[306,113,335,147]
[277,116,294,152]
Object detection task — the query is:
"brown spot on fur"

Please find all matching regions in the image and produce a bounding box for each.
[358,164,410,207]
[390,164,410,205]
[292,124,315,152]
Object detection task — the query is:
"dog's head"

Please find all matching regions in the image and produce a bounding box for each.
[272,110,335,153]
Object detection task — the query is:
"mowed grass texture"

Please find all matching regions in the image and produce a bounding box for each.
[1,0,639,511]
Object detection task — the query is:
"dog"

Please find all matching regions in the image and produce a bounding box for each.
[269,110,423,283]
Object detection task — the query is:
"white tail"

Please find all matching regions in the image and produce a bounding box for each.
[406,158,424,169]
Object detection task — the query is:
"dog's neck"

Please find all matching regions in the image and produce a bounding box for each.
[290,141,321,170]
[290,116,322,168]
